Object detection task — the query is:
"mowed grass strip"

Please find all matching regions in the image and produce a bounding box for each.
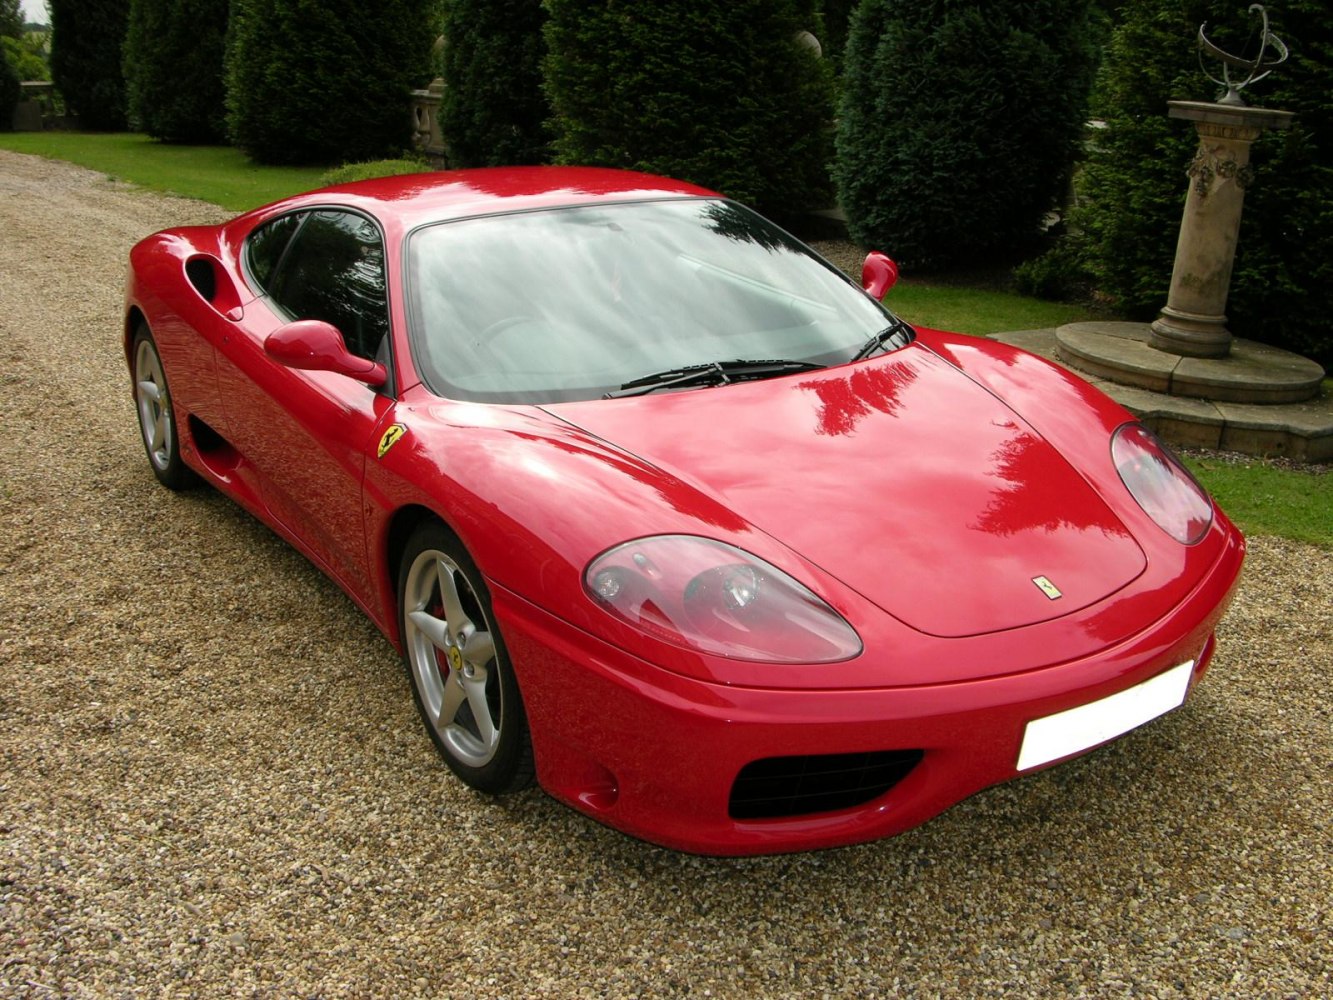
[0,132,326,211]
[1184,456,1332,548]
[887,282,1096,336]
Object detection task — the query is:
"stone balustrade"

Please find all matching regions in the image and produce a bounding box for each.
[410,78,446,166]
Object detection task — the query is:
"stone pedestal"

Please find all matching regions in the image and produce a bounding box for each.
[1150,101,1293,359]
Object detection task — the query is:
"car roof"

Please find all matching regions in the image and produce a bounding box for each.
[248,166,720,230]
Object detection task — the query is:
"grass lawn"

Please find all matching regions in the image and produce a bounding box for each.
[886,283,1096,336]
[0,132,326,211]
[1183,456,1331,547]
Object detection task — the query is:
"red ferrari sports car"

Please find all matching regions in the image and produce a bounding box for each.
[124,167,1244,855]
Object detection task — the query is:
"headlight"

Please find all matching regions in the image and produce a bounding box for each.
[584,536,862,663]
[1111,423,1212,545]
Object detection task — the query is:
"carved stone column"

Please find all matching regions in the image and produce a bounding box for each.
[1150,100,1293,358]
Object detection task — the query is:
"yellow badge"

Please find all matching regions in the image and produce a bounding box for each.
[1032,576,1063,600]
[377,423,407,459]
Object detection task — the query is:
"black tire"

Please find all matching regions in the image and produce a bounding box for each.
[131,325,197,491]
[397,520,534,793]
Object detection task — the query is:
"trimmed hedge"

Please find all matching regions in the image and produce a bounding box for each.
[542,0,835,220]
[227,0,434,166]
[440,0,549,167]
[1071,0,1333,367]
[49,0,129,130]
[835,0,1100,270]
[320,158,430,187]
[124,0,228,143]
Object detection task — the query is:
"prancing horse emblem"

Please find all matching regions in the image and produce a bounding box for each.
[1032,576,1063,600]
[377,423,407,459]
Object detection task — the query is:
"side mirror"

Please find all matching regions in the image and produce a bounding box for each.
[264,319,386,387]
[861,252,899,301]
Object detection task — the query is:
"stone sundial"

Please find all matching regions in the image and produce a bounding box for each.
[1198,3,1289,107]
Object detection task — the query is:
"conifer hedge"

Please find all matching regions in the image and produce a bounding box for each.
[49,0,130,130]
[542,0,835,220]
[227,0,434,165]
[440,0,549,167]
[1072,0,1332,367]
[124,0,228,143]
[1,0,22,40]
[835,0,1099,269]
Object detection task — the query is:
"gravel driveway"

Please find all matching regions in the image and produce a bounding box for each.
[0,149,1329,998]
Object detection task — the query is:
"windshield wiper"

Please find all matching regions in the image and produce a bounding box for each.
[851,319,915,362]
[603,359,825,399]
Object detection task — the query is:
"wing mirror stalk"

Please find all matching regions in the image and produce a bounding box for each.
[264,320,387,387]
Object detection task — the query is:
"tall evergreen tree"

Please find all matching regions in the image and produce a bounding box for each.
[835,0,1099,270]
[1072,0,1332,366]
[227,0,434,165]
[822,0,856,67]
[49,0,130,130]
[543,0,835,220]
[124,0,228,143]
[1,0,24,39]
[439,0,549,167]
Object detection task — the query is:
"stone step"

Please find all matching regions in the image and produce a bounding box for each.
[993,327,1332,463]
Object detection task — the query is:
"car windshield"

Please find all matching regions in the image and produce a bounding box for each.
[406,198,906,404]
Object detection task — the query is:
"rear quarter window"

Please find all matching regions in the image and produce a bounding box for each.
[245,212,306,293]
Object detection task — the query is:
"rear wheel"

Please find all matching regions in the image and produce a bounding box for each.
[132,326,196,490]
[398,520,533,793]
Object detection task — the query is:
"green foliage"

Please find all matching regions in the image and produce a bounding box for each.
[0,44,18,130]
[123,0,227,143]
[1012,241,1092,301]
[226,0,434,166]
[835,0,1100,270]
[320,158,429,187]
[1071,0,1333,368]
[542,0,836,219]
[440,0,549,167]
[822,0,856,68]
[1,0,21,39]
[49,0,130,130]
[2,34,46,80]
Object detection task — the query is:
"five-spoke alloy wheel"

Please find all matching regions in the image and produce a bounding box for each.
[133,325,195,490]
[398,521,533,793]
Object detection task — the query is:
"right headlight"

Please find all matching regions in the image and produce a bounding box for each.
[1111,423,1213,545]
[584,535,862,663]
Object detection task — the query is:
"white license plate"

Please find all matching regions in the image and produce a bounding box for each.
[1016,660,1195,772]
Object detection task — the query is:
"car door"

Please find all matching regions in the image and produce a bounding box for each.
[216,208,395,600]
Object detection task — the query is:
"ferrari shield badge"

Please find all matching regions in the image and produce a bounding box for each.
[1032,576,1063,600]
[377,423,407,459]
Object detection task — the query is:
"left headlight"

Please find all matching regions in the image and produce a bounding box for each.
[1111,423,1213,545]
[584,535,863,663]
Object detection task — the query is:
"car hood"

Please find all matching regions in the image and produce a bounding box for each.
[546,346,1146,638]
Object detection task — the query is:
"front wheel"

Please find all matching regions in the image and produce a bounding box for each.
[132,326,196,490]
[398,521,533,793]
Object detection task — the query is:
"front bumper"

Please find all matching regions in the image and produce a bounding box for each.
[492,532,1244,855]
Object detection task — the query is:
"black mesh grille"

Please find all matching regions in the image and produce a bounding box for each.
[729,750,924,820]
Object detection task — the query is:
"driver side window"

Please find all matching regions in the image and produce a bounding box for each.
[263,210,391,362]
